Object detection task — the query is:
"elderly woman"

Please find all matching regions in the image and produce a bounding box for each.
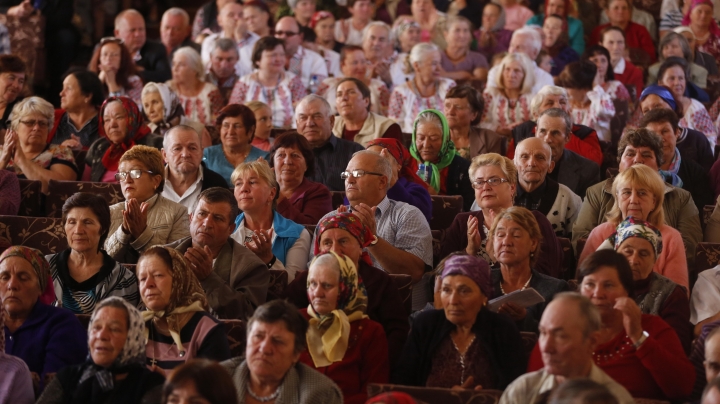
[648,32,709,88]
[684,0,720,66]
[440,16,489,82]
[0,96,77,193]
[85,96,162,183]
[221,299,343,403]
[139,246,231,374]
[0,308,34,404]
[246,100,275,151]
[393,254,525,389]
[409,109,473,210]
[475,2,512,61]
[542,14,579,76]
[439,153,563,277]
[0,55,27,132]
[600,27,644,100]
[526,0,585,55]
[231,160,311,281]
[675,25,720,75]
[141,82,207,142]
[583,45,632,102]
[0,247,87,390]
[88,37,143,104]
[590,0,656,64]
[411,0,447,49]
[229,36,306,129]
[48,69,104,150]
[480,53,535,138]
[268,131,333,224]
[244,1,273,38]
[389,17,421,87]
[202,104,267,187]
[290,0,315,28]
[444,85,506,160]
[298,252,388,403]
[579,163,689,290]
[389,43,456,133]
[162,359,238,404]
[105,145,190,264]
[486,206,570,332]
[167,47,224,127]
[36,297,165,403]
[48,192,139,314]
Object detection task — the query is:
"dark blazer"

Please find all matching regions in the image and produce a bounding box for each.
[201,163,230,191]
[137,41,172,83]
[678,127,714,173]
[556,149,600,199]
[392,308,526,389]
[677,156,713,213]
[444,154,474,211]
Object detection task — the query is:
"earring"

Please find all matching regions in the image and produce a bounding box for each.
[530,252,535,258]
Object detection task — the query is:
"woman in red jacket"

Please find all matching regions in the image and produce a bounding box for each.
[599,26,645,100]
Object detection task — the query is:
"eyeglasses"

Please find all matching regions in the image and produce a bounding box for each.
[115,170,155,182]
[471,178,509,189]
[275,30,299,37]
[19,120,49,129]
[340,170,384,180]
[100,36,124,45]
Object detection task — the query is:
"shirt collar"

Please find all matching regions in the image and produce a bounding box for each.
[375,196,391,217]
[613,58,626,75]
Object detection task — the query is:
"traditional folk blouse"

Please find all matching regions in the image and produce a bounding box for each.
[479,88,532,133]
[568,86,616,143]
[388,77,456,132]
[228,72,306,129]
[169,81,224,126]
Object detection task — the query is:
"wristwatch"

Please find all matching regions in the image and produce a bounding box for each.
[369,235,379,246]
[633,330,649,349]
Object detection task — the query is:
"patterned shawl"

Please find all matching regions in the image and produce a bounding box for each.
[98,96,151,171]
[597,217,663,257]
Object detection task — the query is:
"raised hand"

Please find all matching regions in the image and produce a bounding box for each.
[184,245,214,280]
[245,228,275,264]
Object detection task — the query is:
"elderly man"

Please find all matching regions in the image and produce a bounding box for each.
[166,187,268,319]
[688,322,720,400]
[161,8,201,59]
[500,293,634,404]
[275,16,328,91]
[296,95,364,191]
[161,125,228,213]
[486,27,554,94]
[206,38,242,103]
[332,77,402,146]
[115,10,171,83]
[572,128,702,270]
[362,22,395,88]
[200,2,258,73]
[512,85,603,166]
[535,108,600,199]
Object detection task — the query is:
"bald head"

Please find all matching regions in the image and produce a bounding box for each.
[114,9,146,54]
[515,137,555,191]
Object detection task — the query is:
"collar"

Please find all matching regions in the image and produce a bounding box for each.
[537,364,602,395]
[63,111,97,132]
[164,164,204,188]
[374,196,391,217]
[613,58,626,75]
[291,46,306,60]
[315,134,338,150]
[516,177,548,202]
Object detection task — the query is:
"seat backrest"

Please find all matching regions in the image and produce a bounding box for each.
[696,242,720,275]
[367,383,502,404]
[431,229,445,267]
[267,269,288,301]
[388,273,413,316]
[558,237,575,281]
[222,319,247,358]
[46,180,124,218]
[17,179,43,217]
[429,195,463,231]
[0,215,67,254]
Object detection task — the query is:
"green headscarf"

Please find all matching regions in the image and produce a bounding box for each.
[409,109,457,193]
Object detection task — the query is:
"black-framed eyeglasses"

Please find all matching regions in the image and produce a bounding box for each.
[115,170,154,182]
[19,119,49,129]
[340,170,384,180]
[100,36,124,45]
[275,30,299,37]
[471,177,509,189]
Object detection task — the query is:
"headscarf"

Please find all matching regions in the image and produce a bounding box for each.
[489,3,507,32]
[306,251,368,367]
[98,96,152,171]
[143,83,185,133]
[141,247,208,357]
[366,138,429,190]
[0,246,49,295]
[597,217,663,257]
[314,212,375,266]
[683,0,720,37]
[409,109,456,193]
[441,254,494,298]
[640,85,678,112]
[309,11,333,29]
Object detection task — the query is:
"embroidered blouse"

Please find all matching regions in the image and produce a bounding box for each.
[568,86,616,143]
[479,88,533,132]
[388,77,456,132]
[228,72,306,129]
[168,81,224,126]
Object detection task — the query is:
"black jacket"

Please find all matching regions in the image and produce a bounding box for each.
[137,41,172,83]
[85,135,163,182]
[200,163,230,191]
[678,127,714,173]
[677,156,714,213]
[554,149,600,199]
[445,154,474,211]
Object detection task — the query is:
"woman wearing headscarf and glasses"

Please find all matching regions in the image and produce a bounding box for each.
[36,297,166,404]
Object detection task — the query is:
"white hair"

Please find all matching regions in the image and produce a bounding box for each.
[530,85,568,118]
[9,96,54,131]
[512,26,542,59]
[173,47,205,81]
[296,94,332,118]
[362,21,392,44]
[209,37,240,57]
[162,7,190,26]
[405,42,439,74]
[494,52,536,95]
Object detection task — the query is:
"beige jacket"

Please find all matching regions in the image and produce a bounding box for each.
[106,194,190,264]
[332,112,399,148]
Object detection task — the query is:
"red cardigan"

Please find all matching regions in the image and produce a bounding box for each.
[614,59,645,101]
[299,309,390,404]
[591,22,657,64]
[276,178,334,225]
[527,314,694,400]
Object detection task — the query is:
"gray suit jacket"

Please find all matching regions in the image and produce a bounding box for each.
[166,237,269,320]
[556,149,600,199]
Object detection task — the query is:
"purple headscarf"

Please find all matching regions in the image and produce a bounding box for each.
[441,255,493,298]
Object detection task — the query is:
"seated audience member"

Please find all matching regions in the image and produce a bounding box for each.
[319,47,391,117]
[299,252,388,403]
[0,169,19,215]
[440,154,563,277]
[674,25,720,76]
[0,247,87,390]
[48,193,139,314]
[363,22,397,89]
[487,206,570,332]
[648,32,709,88]
[548,378,626,404]
[556,61,615,143]
[231,160,311,281]
[206,38,242,104]
[0,55,26,132]
[599,27,644,100]
[500,293,634,404]
[572,129,702,270]
[440,16,489,82]
[500,0,533,30]
[268,132,333,224]
[191,0,225,40]
[167,47,224,127]
[334,0,373,46]
[85,96,162,183]
[244,1,273,38]
[285,211,409,368]
[221,300,343,403]
[388,43,456,133]
[202,104,267,187]
[394,254,525,388]
[486,26,555,95]
[366,138,432,222]
[590,0,656,63]
[313,11,343,53]
[141,82,206,140]
[684,0,720,67]
[0,96,77,193]
[444,85,506,160]
[88,37,143,105]
[583,45,632,102]
[276,16,329,89]
[513,138,582,237]
[139,246,231,374]
[36,297,165,404]
[330,77,401,146]
[409,109,474,210]
[289,0,315,30]
[0,308,34,404]
[705,377,720,404]
[167,187,268,319]
[106,145,190,264]
[693,326,720,399]
[200,3,253,68]
[228,36,306,129]
[480,53,536,138]
[296,95,364,192]
[389,17,421,86]
[162,359,239,404]
[410,0,447,49]
[600,0,658,40]
[161,126,227,213]
[704,196,720,243]
[48,69,104,150]
[246,101,275,151]
[475,2,512,62]
[114,10,172,83]
[541,14,579,76]
[161,8,200,59]
[526,0,585,55]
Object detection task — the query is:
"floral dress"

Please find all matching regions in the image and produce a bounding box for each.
[2,144,76,177]
[169,81,224,126]
[318,77,390,116]
[602,80,631,102]
[698,32,720,68]
[388,77,456,132]
[568,86,616,143]
[479,88,532,132]
[229,72,306,129]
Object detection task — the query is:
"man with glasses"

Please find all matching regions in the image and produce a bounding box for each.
[296,95,363,191]
[275,16,328,91]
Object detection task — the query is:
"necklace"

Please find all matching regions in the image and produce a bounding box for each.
[499,274,532,295]
[247,384,281,402]
[451,334,476,385]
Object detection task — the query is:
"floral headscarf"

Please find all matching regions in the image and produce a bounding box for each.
[306,251,368,367]
[314,212,376,266]
[409,109,457,193]
[683,0,720,37]
[597,217,663,257]
[0,246,49,294]
[309,11,333,29]
[99,96,151,171]
[366,138,429,190]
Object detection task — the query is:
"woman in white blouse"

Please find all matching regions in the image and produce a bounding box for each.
[480,52,535,138]
[167,47,224,126]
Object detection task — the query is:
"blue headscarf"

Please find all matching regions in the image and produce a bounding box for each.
[640,85,677,112]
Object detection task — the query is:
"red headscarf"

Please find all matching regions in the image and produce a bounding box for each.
[683,0,720,37]
[98,96,151,171]
[365,138,429,190]
[314,212,375,266]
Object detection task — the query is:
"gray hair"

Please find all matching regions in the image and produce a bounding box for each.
[551,292,602,338]
[414,110,444,133]
[162,7,190,26]
[362,21,392,45]
[296,94,332,119]
[309,253,342,278]
[512,26,542,58]
[162,124,202,150]
[352,150,393,189]
[173,47,205,81]
[405,42,439,74]
[537,108,572,137]
[141,81,161,99]
[659,32,692,62]
[288,0,315,10]
[210,37,240,57]
[9,96,54,131]
[494,52,536,94]
[531,85,568,118]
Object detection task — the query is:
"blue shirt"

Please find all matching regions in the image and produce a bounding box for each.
[202,144,268,186]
